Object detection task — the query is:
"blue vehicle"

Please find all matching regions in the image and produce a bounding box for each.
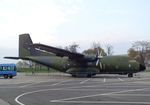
[0,64,17,78]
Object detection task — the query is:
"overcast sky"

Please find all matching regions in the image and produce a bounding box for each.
[0,0,150,63]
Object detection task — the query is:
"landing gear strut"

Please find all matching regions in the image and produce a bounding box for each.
[128,73,133,77]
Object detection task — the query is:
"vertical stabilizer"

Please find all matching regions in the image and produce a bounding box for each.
[19,33,53,57]
[19,33,35,57]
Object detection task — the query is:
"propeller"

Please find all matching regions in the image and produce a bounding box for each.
[96,48,103,70]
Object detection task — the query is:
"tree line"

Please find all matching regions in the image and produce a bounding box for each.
[128,41,150,66]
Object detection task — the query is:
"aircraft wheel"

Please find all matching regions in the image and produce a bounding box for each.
[87,73,95,78]
[87,74,92,78]
[71,74,77,77]
[128,73,133,77]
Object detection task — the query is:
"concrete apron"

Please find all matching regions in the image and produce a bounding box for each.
[0,99,10,105]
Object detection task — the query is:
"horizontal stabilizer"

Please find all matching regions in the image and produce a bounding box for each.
[4,57,30,60]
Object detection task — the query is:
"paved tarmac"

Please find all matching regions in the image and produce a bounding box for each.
[0,72,150,105]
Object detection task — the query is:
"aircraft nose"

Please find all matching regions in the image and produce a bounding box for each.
[140,64,146,71]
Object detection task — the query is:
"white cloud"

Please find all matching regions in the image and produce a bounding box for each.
[54,0,82,16]
[0,0,82,48]
[0,0,82,63]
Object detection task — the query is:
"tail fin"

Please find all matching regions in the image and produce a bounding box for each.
[19,33,37,57]
[19,33,53,57]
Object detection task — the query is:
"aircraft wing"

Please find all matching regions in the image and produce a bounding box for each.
[32,43,85,59]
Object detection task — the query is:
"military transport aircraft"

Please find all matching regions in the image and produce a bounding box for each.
[4,34,146,77]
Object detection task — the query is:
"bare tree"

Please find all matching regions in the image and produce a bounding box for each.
[128,40,150,66]
[131,41,150,59]
[64,46,69,51]
[92,42,106,56]
[64,43,80,53]
[132,41,150,52]
[105,44,113,56]
[83,42,106,56]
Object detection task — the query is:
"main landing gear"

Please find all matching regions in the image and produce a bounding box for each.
[128,73,133,77]
[71,73,96,78]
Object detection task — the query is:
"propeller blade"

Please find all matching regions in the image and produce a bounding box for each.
[96,59,99,66]
[100,62,102,69]
[96,48,103,70]
[96,58,102,70]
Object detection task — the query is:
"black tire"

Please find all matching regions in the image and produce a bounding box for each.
[128,73,133,77]
[71,74,77,77]
[4,75,8,79]
[9,75,13,79]
[87,74,92,78]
